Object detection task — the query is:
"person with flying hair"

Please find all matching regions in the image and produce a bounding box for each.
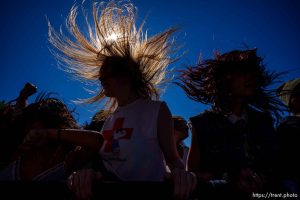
[45,0,197,199]
[0,82,37,169]
[276,78,300,195]
[0,94,102,181]
[178,49,284,199]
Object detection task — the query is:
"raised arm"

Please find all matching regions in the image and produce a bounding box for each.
[47,129,103,151]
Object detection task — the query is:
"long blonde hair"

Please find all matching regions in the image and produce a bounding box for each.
[48,0,179,111]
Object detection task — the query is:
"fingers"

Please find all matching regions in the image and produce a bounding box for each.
[190,172,198,191]
[172,169,197,200]
[67,169,99,200]
[252,172,265,191]
[83,169,98,200]
[172,168,181,199]
[184,171,197,199]
[67,173,74,190]
[68,171,86,200]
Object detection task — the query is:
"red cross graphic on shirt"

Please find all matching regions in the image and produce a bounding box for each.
[102,118,133,152]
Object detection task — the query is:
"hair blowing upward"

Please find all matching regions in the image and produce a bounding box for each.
[48,0,178,111]
[177,49,284,121]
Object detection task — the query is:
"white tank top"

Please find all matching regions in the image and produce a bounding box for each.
[99,98,166,181]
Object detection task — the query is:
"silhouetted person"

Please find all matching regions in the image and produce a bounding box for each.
[0,95,94,181]
[172,116,189,168]
[276,77,300,196]
[47,1,197,199]
[178,49,284,199]
[0,82,37,169]
[84,110,110,132]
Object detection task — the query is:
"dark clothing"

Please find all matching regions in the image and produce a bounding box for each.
[277,116,300,191]
[190,108,279,199]
[190,108,277,179]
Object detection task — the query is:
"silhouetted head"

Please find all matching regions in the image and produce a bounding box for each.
[172,116,189,143]
[277,78,300,114]
[99,55,142,98]
[14,96,79,139]
[85,109,110,131]
[178,49,283,118]
[48,1,178,113]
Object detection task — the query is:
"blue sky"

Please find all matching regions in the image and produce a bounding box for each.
[1,0,300,146]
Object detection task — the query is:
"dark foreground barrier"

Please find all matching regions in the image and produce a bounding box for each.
[0,181,174,200]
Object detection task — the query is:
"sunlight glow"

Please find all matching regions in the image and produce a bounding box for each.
[106,33,119,42]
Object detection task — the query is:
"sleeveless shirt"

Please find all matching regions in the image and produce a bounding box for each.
[99,98,166,181]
